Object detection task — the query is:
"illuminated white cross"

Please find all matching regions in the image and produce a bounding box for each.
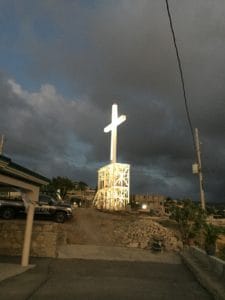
[104,104,126,163]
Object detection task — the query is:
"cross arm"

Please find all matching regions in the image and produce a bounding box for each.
[104,115,126,133]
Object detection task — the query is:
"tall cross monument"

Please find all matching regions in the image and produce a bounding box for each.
[94,103,130,211]
[104,104,126,163]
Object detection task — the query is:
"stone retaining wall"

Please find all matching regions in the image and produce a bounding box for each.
[189,246,225,281]
[0,220,65,257]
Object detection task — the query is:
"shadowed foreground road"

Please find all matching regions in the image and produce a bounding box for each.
[0,257,212,300]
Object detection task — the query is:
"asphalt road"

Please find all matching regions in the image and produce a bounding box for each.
[0,257,212,300]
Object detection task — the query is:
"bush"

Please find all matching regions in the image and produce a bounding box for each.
[204,224,223,255]
[204,224,222,246]
[169,199,206,245]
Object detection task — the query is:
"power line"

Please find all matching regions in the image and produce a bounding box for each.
[165,0,196,152]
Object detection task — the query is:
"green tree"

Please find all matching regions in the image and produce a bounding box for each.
[169,199,207,245]
[76,181,88,191]
[43,176,74,200]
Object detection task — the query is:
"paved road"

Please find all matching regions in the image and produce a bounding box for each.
[0,257,212,300]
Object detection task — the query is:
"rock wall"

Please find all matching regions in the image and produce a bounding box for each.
[0,220,64,257]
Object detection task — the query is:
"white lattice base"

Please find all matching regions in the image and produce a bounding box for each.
[94,163,130,211]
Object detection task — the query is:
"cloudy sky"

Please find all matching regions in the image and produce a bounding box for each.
[0,0,224,202]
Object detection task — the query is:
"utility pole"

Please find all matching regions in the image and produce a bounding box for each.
[0,135,4,155]
[192,128,206,210]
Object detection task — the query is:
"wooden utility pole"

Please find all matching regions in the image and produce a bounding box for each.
[0,135,4,155]
[193,128,206,210]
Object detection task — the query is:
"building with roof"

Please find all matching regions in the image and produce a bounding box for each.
[0,155,49,266]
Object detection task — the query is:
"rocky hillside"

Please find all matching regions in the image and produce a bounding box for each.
[59,208,183,251]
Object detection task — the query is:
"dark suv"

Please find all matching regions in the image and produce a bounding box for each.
[0,194,73,223]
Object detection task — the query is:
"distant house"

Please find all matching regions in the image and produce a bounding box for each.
[130,194,166,215]
[67,185,96,207]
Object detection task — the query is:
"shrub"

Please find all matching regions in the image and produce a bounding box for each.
[169,199,206,245]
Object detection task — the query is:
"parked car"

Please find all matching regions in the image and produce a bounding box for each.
[0,194,73,223]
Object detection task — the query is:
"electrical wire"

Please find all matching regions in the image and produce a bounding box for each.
[165,0,196,152]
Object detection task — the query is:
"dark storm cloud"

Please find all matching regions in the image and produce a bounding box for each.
[0,0,224,201]
[0,73,105,179]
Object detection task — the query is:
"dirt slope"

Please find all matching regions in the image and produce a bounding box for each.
[59,208,182,251]
[62,207,135,246]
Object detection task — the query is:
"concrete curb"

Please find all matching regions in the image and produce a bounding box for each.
[180,250,225,300]
[57,244,181,264]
